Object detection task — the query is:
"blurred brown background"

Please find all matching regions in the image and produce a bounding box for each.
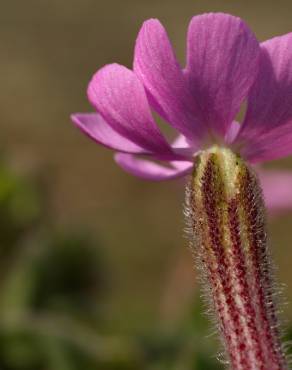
[1,1,292,368]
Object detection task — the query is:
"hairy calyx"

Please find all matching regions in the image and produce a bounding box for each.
[186,147,287,370]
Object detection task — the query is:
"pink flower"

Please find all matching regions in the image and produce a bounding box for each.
[71,13,292,212]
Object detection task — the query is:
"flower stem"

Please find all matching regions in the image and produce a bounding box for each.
[186,147,288,370]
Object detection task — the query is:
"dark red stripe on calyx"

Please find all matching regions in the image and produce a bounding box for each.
[187,148,288,370]
[228,197,265,369]
[239,169,287,370]
[201,155,250,369]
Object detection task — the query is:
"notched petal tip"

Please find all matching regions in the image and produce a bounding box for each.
[134,16,205,144]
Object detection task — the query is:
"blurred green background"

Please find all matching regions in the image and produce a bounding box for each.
[1,0,292,369]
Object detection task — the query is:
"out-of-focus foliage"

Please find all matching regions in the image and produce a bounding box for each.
[0,159,231,369]
[0,160,140,370]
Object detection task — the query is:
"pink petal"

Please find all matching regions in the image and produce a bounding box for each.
[170,134,197,158]
[71,113,147,153]
[225,121,241,144]
[236,33,292,162]
[133,19,204,144]
[114,153,193,181]
[239,124,292,163]
[172,134,191,149]
[259,170,292,211]
[87,64,172,154]
[185,13,260,137]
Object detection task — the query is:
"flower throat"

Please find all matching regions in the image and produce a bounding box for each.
[186,147,287,370]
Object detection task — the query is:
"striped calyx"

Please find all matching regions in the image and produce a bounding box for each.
[186,146,287,370]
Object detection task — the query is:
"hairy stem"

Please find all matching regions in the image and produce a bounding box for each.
[185,147,287,370]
